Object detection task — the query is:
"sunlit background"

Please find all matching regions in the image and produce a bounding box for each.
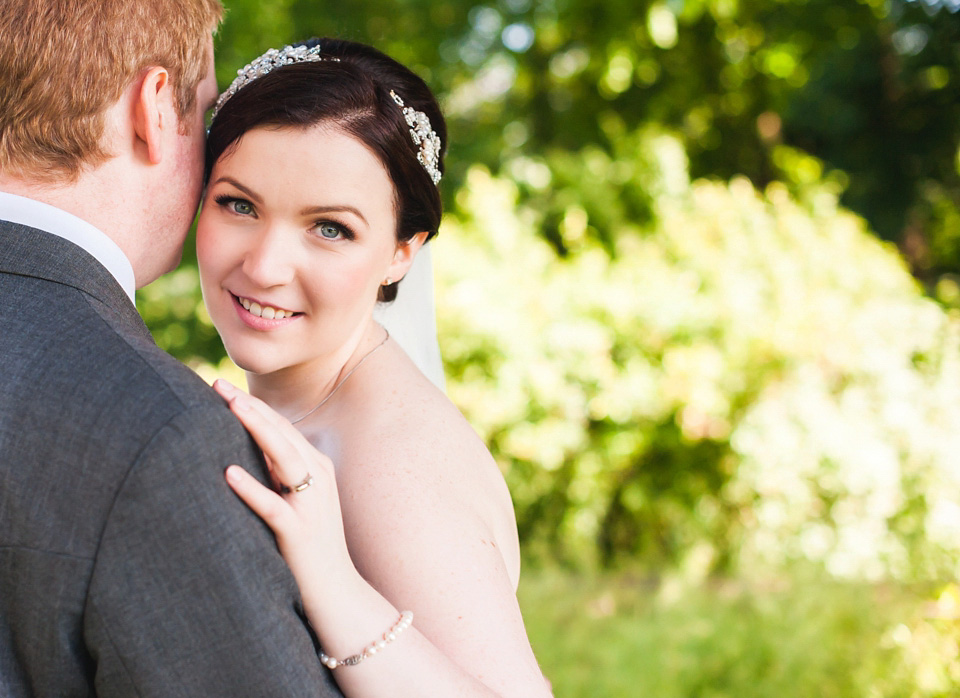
[140,1,960,695]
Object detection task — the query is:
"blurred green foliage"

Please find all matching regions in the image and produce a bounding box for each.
[520,569,960,697]
[142,0,960,584]
[437,146,960,580]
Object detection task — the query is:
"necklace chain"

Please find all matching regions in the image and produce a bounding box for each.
[290,329,390,425]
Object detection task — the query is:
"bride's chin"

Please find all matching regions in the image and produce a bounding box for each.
[223,348,277,377]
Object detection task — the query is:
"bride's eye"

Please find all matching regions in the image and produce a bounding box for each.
[315,221,352,240]
[214,195,255,216]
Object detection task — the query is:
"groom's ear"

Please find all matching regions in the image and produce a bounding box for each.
[132,67,172,165]
[387,231,429,283]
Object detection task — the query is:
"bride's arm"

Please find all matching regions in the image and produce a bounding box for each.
[215,380,552,698]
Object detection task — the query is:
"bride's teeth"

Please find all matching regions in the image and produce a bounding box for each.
[238,295,291,319]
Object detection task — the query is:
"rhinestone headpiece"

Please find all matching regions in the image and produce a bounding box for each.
[211,43,336,121]
[390,91,443,185]
[210,43,443,186]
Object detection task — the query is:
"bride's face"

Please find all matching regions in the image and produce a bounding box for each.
[196,124,411,376]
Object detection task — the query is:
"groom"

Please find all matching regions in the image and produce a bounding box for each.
[0,1,342,695]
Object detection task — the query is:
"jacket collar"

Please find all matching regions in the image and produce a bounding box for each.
[0,220,149,337]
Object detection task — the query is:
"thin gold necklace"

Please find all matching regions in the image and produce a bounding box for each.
[290,329,390,425]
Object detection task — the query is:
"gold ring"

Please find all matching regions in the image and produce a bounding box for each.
[285,474,314,493]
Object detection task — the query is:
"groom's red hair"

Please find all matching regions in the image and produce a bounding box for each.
[0,0,223,182]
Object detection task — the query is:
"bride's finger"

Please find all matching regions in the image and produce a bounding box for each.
[262,454,283,491]
[225,465,296,533]
[215,379,305,440]
[215,380,331,490]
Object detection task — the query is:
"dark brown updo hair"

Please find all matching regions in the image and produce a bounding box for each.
[206,38,446,302]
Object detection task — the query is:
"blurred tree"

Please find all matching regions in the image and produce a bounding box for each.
[207,0,960,276]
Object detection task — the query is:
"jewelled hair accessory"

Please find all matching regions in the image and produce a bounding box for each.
[211,43,338,120]
[390,91,442,185]
[210,43,443,186]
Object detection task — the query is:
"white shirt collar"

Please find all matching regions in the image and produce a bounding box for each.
[0,190,136,305]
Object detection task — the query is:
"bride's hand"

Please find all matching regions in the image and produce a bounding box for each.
[214,379,356,597]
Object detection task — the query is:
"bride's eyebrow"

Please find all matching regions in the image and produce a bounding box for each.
[301,204,368,226]
[212,177,262,204]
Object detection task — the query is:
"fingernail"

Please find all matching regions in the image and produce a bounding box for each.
[225,465,243,483]
[215,379,236,393]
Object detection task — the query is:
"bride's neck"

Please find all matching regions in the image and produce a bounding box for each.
[244,320,385,425]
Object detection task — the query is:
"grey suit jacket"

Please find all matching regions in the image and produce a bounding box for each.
[0,221,343,697]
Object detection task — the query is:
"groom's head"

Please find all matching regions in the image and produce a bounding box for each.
[0,0,222,181]
[0,0,223,286]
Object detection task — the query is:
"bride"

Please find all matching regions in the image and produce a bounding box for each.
[197,38,552,697]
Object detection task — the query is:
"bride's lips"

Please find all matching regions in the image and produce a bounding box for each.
[230,292,302,330]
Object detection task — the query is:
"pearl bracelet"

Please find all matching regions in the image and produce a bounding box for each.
[319,610,414,669]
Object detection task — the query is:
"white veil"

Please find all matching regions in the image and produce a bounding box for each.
[373,243,445,390]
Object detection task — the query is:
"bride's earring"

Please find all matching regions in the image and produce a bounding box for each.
[382,277,393,286]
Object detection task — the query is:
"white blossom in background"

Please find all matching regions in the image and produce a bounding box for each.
[436,134,960,580]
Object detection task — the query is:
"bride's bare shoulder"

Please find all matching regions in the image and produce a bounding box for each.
[330,344,521,586]
[335,344,491,472]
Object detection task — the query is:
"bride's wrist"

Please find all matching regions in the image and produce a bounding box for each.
[301,570,406,660]
[299,562,368,624]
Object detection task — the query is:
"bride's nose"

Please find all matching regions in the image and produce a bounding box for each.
[241,227,296,287]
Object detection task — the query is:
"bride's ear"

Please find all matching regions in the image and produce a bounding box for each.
[386,231,429,284]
